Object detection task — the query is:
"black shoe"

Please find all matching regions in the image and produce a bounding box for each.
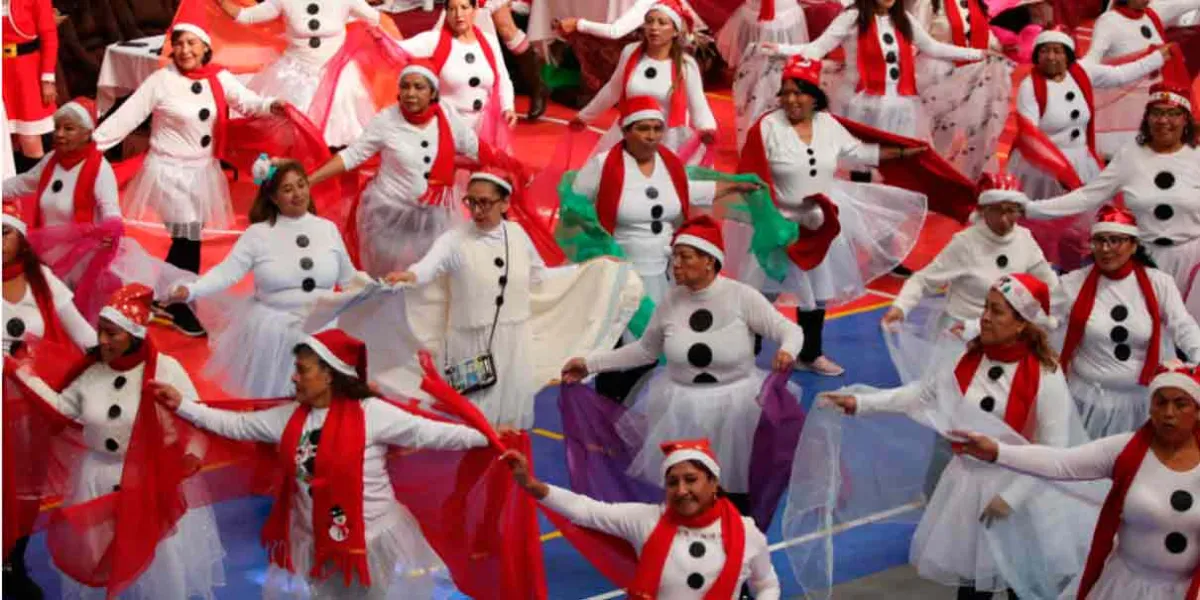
[167,304,207,337]
[891,265,914,278]
[3,562,44,600]
[516,50,548,121]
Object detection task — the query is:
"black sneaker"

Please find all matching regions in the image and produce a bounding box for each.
[167,304,207,337]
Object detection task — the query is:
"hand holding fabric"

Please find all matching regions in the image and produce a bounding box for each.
[819,393,857,415]
[980,495,1012,527]
[772,350,795,373]
[148,381,183,411]
[949,430,999,463]
[561,357,589,383]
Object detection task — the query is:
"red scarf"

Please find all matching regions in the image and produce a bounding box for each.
[432,25,500,110]
[627,497,746,599]
[954,342,1041,439]
[1032,63,1101,165]
[1077,423,1200,600]
[3,262,69,348]
[758,0,775,22]
[402,105,456,200]
[180,64,230,158]
[738,112,843,269]
[1112,6,1166,40]
[620,44,688,129]
[1061,261,1161,385]
[263,399,369,587]
[944,0,990,54]
[596,143,690,234]
[857,17,916,96]
[32,143,102,228]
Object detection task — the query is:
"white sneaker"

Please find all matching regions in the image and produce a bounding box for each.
[796,356,845,377]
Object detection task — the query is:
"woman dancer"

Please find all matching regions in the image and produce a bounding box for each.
[1085,0,1200,62]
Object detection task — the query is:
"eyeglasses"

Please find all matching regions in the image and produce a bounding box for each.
[1090,235,1135,249]
[462,196,503,211]
[1147,107,1187,120]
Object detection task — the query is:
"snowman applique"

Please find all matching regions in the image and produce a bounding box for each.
[328,505,350,542]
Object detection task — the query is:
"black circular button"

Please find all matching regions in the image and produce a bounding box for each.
[687,343,713,368]
[996,255,1009,268]
[473,99,484,111]
[107,405,122,419]
[424,172,431,179]
[809,169,818,177]
[650,205,664,219]
[301,278,316,292]
[987,366,1004,381]
[498,275,508,287]
[464,52,476,64]
[1110,326,1129,343]
[191,81,203,94]
[1070,109,1080,121]
[1154,238,1175,247]
[296,234,310,248]
[885,51,897,64]
[309,37,321,49]
[882,33,895,45]
[689,541,706,558]
[420,140,430,148]
[112,485,121,492]
[105,438,120,452]
[1155,204,1175,220]
[1166,532,1188,554]
[300,257,313,270]
[650,221,664,235]
[693,373,718,384]
[809,158,817,166]
[889,67,900,80]
[1172,490,1194,512]
[646,186,659,199]
[51,180,63,193]
[495,295,504,307]
[1154,171,1175,190]
[494,258,505,268]
[980,396,996,412]
[1065,91,1076,101]
[6,318,25,338]
[200,135,212,148]
[199,108,211,121]
[423,156,431,164]
[7,340,22,356]
[1110,305,1129,322]
[687,573,705,589]
[806,148,815,156]
[1114,344,1132,361]
[307,3,319,14]
[1141,25,1153,39]
[468,76,481,87]
[959,0,968,7]
[1070,129,1081,140]
[308,19,320,30]
[689,309,714,332]
[113,375,127,390]
[644,67,658,79]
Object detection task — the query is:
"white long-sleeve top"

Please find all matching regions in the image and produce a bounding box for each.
[16,353,198,459]
[574,0,711,40]
[576,42,717,132]
[757,110,879,222]
[175,397,488,535]
[93,66,276,160]
[997,432,1200,582]
[1016,53,1165,153]
[1026,143,1200,248]
[572,149,717,275]
[1050,264,1200,387]
[540,485,781,600]
[1,151,121,225]
[338,103,479,203]
[184,213,356,310]
[893,222,1058,322]
[1084,0,1200,62]
[855,354,1074,507]
[392,29,515,116]
[586,276,804,385]
[777,9,984,97]
[3,266,96,354]
[234,0,380,66]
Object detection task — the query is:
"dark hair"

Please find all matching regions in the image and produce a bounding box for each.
[9,232,48,302]
[170,30,213,65]
[86,335,143,360]
[967,316,1059,371]
[293,344,374,399]
[1131,244,1158,268]
[1033,42,1076,67]
[1136,105,1199,148]
[779,78,830,112]
[855,0,912,41]
[990,5,1033,34]
[249,160,317,225]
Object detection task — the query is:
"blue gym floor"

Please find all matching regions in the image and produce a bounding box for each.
[20,304,917,599]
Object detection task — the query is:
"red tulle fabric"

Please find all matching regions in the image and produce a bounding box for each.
[27,218,125,324]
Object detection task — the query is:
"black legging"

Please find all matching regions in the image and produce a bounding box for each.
[958,586,1018,600]
[796,308,826,363]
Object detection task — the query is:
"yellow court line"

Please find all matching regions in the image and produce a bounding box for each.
[533,428,565,441]
[540,531,564,542]
[826,298,895,320]
[706,92,733,101]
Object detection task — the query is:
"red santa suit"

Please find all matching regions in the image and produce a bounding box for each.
[1,0,57,136]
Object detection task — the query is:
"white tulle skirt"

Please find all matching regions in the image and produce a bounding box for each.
[356,189,467,277]
[617,368,801,493]
[443,319,537,430]
[203,298,312,398]
[1010,143,1103,200]
[122,152,233,235]
[247,51,375,148]
[1069,376,1149,441]
[59,452,226,600]
[844,92,929,140]
[715,0,807,68]
[261,504,441,600]
[1071,552,1190,600]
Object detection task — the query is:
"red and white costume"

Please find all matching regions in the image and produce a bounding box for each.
[2,0,57,135]
[171,330,490,598]
[1084,0,1200,62]
[1049,206,1200,439]
[1026,84,1200,322]
[2,99,121,227]
[572,0,706,41]
[995,366,1200,600]
[718,0,808,69]
[540,439,782,598]
[234,0,382,147]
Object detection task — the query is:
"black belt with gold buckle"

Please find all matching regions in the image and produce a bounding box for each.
[2,40,42,59]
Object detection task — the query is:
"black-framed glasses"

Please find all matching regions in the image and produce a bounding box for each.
[1090,235,1135,249]
[462,196,504,211]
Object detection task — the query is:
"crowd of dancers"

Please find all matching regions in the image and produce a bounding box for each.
[2,0,1200,598]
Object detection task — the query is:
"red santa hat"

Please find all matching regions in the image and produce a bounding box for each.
[660,438,721,479]
[99,283,155,338]
[171,21,213,47]
[401,59,440,92]
[56,97,97,130]
[1091,204,1139,237]
[2,202,27,236]
[992,273,1054,330]
[620,95,665,128]
[976,171,1028,207]
[1147,81,1192,112]
[1149,364,1200,403]
[469,169,514,195]
[304,329,368,381]
[782,55,821,89]
[672,215,725,265]
[649,0,692,32]
[1033,26,1075,54]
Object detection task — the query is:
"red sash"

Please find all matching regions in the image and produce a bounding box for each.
[596,144,690,235]
[32,143,102,227]
[627,497,746,599]
[180,65,230,158]
[620,44,688,128]
[857,17,916,96]
[954,343,1041,439]
[1032,63,1101,165]
[1061,261,1161,386]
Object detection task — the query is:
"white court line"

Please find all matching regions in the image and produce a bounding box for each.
[578,500,925,600]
